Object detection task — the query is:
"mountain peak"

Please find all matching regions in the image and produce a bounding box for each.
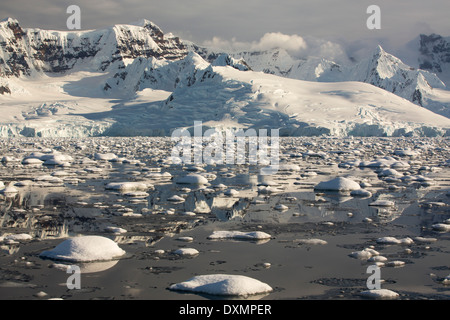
[130,18,157,28]
[1,17,19,25]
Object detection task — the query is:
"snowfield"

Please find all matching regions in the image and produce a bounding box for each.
[0,18,449,138]
[1,62,449,138]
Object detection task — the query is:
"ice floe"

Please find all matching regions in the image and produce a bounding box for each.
[207,230,271,240]
[168,274,272,296]
[314,177,361,192]
[39,235,126,262]
[360,289,399,299]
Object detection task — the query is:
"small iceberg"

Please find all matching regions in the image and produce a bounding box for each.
[168,274,272,296]
[39,235,126,262]
[207,231,271,241]
[360,289,399,299]
[314,177,361,192]
[173,248,199,256]
[176,174,209,185]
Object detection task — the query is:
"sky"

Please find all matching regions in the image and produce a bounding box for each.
[1,0,449,61]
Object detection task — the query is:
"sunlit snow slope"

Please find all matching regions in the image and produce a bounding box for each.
[0,18,449,137]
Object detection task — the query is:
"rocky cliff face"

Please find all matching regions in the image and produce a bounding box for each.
[0,18,188,78]
[417,34,450,85]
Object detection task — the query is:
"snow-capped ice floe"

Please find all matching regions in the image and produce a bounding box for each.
[0,186,19,196]
[176,174,209,185]
[314,177,361,192]
[94,153,117,161]
[105,181,153,191]
[414,236,437,243]
[376,236,414,245]
[207,230,271,241]
[297,239,328,245]
[360,289,399,299]
[274,204,289,211]
[350,189,372,197]
[0,233,32,242]
[39,235,126,262]
[224,189,239,196]
[431,223,450,232]
[167,195,185,203]
[349,248,380,259]
[173,248,199,256]
[386,260,406,267]
[168,274,272,296]
[369,200,395,207]
[104,226,127,234]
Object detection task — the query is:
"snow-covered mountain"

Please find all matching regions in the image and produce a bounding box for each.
[0,18,449,138]
[416,34,450,86]
[193,43,450,118]
[0,17,187,78]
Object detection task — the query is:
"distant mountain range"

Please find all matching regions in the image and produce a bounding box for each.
[0,17,449,137]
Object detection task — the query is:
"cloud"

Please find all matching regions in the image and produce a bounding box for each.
[203,32,350,63]
[252,32,307,54]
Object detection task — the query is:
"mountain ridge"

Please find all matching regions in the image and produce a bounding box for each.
[0,18,449,138]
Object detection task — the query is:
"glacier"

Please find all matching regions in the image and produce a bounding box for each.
[0,18,449,138]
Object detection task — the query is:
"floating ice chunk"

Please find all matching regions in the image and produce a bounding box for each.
[394,149,419,157]
[145,172,172,180]
[1,233,32,242]
[369,200,395,207]
[349,248,379,259]
[22,158,43,165]
[274,204,288,211]
[168,274,272,296]
[257,186,282,195]
[105,182,152,191]
[350,189,372,197]
[39,236,126,262]
[104,227,127,234]
[176,237,194,242]
[207,231,271,240]
[167,195,185,202]
[378,169,402,177]
[94,153,117,161]
[431,223,450,232]
[360,289,399,299]
[224,189,239,196]
[368,255,388,262]
[376,237,414,245]
[297,239,328,245]
[123,191,149,198]
[0,186,19,195]
[386,261,406,267]
[414,237,437,243]
[314,177,361,192]
[1,156,19,163]
[173,248,199,256]
[180,211,196,216]
[176,174,209,185]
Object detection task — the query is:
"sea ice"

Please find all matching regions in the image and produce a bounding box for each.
[168,274,272,296]
[39,235,126,262]
[376,236,414,245]
[207,230,271,240]
[173,248,199,256]
[297,239,328,245]
[360,289,399,299]
[176,174,209,185]
[432,223,450,232]
[314,177,361,191]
